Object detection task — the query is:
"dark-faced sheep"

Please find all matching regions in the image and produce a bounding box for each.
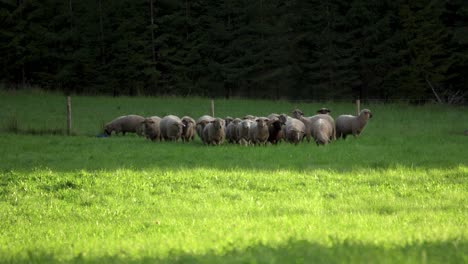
[196,115,215,142]
[142,116,161,141]
[312,118,334,145]
[268,117,283,144]
[249,117,270,145]
[237,119,254,146]
[226,118,242,143]
[104,115,145,136]
[181,116,196,142]
[203,118,225,145]
[335,109,373,139]
[160,115,184,141]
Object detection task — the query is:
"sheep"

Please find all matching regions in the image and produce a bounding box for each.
[311,118,334,145]
[203,118,225,145]
[292,108,336,141]
[104,115,145,136]
[181,116,196,142]
[335,109,373,139]
[316,108,331,114]
[196,115,215,142]
[226,118,242,143]
[267,113,280,120]
[291,109,314,142]
[142,116,161,141]
[243,114,256,120]
[248,117,270,145]
[279,114,305,145]
[267,117,283,144]
[224,116,234,127]
[160,115,184,141]
[237,119,254,146]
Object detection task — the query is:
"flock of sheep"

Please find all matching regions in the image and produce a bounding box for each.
[103,108,373,146]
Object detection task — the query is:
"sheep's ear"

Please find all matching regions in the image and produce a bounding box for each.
[369,112,373,118]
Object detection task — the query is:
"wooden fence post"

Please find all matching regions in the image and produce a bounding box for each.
[356,99,360,115]
[67,96,72,135]
[211,99,215,117]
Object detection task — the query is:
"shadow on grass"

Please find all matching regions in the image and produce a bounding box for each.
[6,239,467,264]
[0,133,467,172]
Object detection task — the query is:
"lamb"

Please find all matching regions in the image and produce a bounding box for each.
[335,109,373,139]
[203,118,225,145]
[226,118,242,143]
[142,116,161,141]
[236,119,254,146]
[279,114,305,145]
[181,116,196,142]
[160,115,184,141]
[311,118,334,145]
[104,115,145,136]
[248,117,270,145]
[196,115,215,142]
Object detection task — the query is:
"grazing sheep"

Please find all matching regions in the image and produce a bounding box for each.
[312,118,334,145]
[248,117,270,145]
[237,119,254,146]
[181,116,196,142]
[226,118,242,143]
[268,117,283,144]
[104,115,145,136]
[196,115,215,142]
[280,114,305,145]
[335,109,373,139]
[203,118,225,145]
[142,116,161,141]
[160,115,184,141]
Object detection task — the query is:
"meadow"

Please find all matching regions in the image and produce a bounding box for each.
[0,90,467,263]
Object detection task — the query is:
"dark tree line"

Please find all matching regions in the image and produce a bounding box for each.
[1,0,467,101]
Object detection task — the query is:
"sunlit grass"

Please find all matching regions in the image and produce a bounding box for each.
[1,166,467,263]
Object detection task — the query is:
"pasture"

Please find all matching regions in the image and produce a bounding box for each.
[0,91,467,263]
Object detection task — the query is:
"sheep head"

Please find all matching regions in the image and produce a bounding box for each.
[316,108,331,114]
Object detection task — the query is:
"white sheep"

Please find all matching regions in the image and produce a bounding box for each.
[311,118,334,145]
[160,115,184,141]
[335,109,373,139]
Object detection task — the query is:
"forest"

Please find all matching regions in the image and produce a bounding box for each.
[1,0,467,101]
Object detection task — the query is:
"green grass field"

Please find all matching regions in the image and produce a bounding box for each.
[0,91,467,263]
